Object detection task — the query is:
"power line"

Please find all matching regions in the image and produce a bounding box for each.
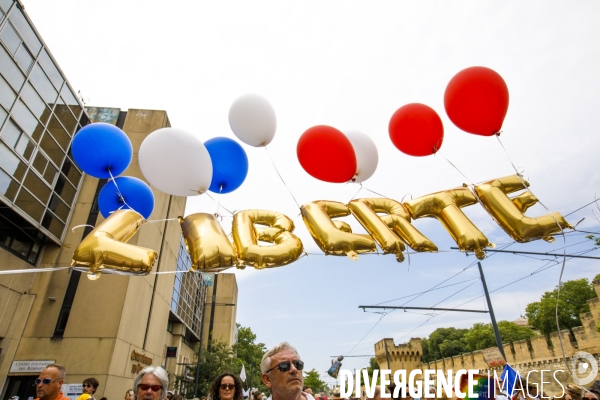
[565,198,600,217]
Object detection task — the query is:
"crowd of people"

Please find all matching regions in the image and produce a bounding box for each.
[31,343,600,400]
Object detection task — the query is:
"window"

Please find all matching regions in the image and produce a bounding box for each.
[21,82,51,125]
[15,187,45,222]
[0,142,26,181]
[23,169,51,204]
[12,99,40,134]
[0,168,19,200]
[9,7,42,56]
[28,64,57,104]
[39,131,64,167]
[38,49,63,90]
[0,43,25,90]
[0,205,44,265]
[0,75,16,110]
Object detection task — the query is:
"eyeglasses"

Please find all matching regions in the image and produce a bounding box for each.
[35,379,54,385]
[220,384,235,391]
[138,384,162,392]
[266,360,304,374]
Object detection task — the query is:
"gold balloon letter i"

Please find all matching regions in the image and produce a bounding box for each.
[474,175,573,243]
[71,209,157,280]
[179,213,236,271]
[348,198,438,262]
[301,200,376,260]
[404,187,492,260]
[232,209,304,269]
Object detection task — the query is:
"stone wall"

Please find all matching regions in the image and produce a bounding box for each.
[374,282,600,395]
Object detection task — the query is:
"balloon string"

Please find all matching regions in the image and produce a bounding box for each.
[146,218,180,223]
[348,184,363,202]
[216,185,223,216]
[264,146,301,209]
[438,154,474,186]
[205,193,234,216]
[108,169,139,217]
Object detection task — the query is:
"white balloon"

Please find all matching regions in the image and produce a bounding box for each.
[228,94,277,147]
[344,130,379,183]
[139,128,213,197]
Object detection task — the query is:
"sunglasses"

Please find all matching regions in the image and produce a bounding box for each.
[138,384,162,392]
[83,384,94,388]
[35,378,54,385]
[266,360,304,374]
[220,384,235,391]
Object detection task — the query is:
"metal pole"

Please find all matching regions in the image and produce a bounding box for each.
[358,305,488,313]
[477,261,507,360]
[383,341,391,369]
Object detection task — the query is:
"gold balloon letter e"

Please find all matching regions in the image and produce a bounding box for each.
[405,187,492,260]
[474,175,573,243]
[348,198,438,262]
[232,209,303,269]
[179,213,236,272]
[71,209,157,280]
[301,200,376,260]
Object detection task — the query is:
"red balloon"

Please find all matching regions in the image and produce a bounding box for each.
[297,125,357,183]
[444,66,509,136]
[388,103,444,157]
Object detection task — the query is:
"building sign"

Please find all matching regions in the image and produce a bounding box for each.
[10,360,55,373]
[131,350,153,374]
[166,347,177,358]
[61,384,83,400]
[481,347,506,367]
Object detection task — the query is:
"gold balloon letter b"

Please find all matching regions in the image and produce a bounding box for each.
[71,209,157,280]
[474,175,573,243]
[232,209,303,269]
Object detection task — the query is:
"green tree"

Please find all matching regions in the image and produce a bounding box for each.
[304,369,328,394]
[421,327,468,362]
[232,324,267,392]
[183,339,238,398]
[357,357,381,389]
[463,321,536,351]
[526,278,596,335]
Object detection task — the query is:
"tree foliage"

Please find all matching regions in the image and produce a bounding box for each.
[304,369,329,394]
[526,278,596,335]
[463,321,536,351]
[421,327,468,362]
[183,339,238,398]
[232,324,267,392]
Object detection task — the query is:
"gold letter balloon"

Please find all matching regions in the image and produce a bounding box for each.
[232,209,303,269]
[404,187,492,260]
[71,209,157,280]
[474,175,572,243]
[301,200,376,260]
[179,213,236,271]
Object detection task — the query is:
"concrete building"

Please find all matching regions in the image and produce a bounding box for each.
[0,3,238,399]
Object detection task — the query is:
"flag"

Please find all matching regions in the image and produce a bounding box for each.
[240,364,247,382]
[501,364,520,399]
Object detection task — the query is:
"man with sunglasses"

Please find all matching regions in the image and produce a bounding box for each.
[35,364,66,400]
[77,377,99,400]
[133,366,169,400]
[261,342,314,400]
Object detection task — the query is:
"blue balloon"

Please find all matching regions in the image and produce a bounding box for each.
[72,122,133,178]
[98,176,155,219]
[205,137,249,194]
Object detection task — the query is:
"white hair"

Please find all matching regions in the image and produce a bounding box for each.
[133,366,169,400]
[261,342,299,373]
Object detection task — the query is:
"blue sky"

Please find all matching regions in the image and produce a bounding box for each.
[24,0,600,386]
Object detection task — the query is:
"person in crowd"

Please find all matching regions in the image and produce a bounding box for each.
[35,364,66,400]
[209,372,244,400]
[254,392,265,400]
[133,366,169,400]
[302,389,313,397]
[125,390,134,400]
[566,385,583,400]
[167,392,174,400]
[261,342,313,400]
[78,378,100,400]
[171,395,183,400]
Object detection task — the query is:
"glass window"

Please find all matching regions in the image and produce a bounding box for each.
[1,118,21,147]
[61,86,83,120]
[20,82,51,125]
[23,169,50,204]
[54,174,75,204]
[28,242,40,263]
[54,104,77,135]
[48,193,69,221]
[9,7,42,55]
[15,187,45,221]
[0,168,19,201]
[31,148,47,174]
[0,22,21,54]
[0,44,25,90]
[43,161,57,185]
[47,115,70,150]
[12,99,39,133]
[0,75,16,110]
[15,132,34,160]
[41,210,64,239]
[61,157,81,187]
[15,44,33,73]
[29,64,57,104]
[38,49,64,90]
[39,131,64,167]
[0,105,6,127]
[0,142,26,181]
[10,231,31,257]
[0,0,10,13]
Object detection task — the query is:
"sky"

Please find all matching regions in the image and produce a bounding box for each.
[23,0,600,386]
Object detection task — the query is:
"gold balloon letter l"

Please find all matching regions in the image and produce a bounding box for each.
[232,209,303,269]
[301,200,376,259]
[71,209,157,280]
[474,175,573,243]
[405,187,492,260]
